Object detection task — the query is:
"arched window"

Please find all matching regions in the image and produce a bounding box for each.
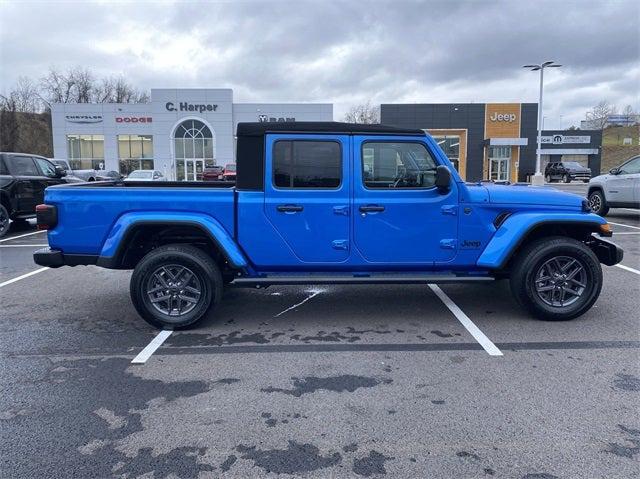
[173,119,215,181]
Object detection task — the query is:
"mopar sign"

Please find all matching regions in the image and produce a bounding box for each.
[65,115,103,124]
[540,134,591,145]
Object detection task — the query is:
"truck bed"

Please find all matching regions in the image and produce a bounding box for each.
[45,181,236,255]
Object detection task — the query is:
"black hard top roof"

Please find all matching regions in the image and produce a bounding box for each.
[237,121,426,137]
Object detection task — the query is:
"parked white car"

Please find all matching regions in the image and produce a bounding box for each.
[124,170,166,181]
[588,155,640,216]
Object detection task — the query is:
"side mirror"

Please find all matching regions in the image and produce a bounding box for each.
[54,165,67,178]
[609,167,620,175]
[435,165,451,192]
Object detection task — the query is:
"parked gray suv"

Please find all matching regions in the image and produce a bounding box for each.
[588,155,640,216]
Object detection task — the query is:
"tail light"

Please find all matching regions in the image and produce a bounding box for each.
[36,204,57,230]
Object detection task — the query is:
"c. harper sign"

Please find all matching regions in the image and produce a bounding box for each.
[166,102,218,113]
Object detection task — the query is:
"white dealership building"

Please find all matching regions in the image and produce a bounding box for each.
[51,89,333,180]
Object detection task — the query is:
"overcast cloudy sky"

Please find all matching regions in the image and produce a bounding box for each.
[1,0,638,127]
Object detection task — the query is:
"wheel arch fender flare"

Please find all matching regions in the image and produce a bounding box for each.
[476,212,608,269]
[98,211,248,269]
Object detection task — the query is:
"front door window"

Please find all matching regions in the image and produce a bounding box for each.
[489,146,511,182]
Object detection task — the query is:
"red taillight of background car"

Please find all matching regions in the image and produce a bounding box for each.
[36,204,57,230]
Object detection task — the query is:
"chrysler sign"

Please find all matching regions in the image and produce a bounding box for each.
[65,115,103,124]
[166,102,218,113]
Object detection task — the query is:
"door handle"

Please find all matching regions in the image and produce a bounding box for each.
[359,205,385,213]
[277,204,304,213]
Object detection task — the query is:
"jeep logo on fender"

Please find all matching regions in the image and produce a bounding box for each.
[461,240,481,249]
[166,102,218,113]
[490,112,517,122]
[116,117,152,123]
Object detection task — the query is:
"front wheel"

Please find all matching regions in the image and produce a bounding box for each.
[563,174,571,183]
[588,190,609,216]
[545,174,552,183]
[130,244,223,329]
[509,237,602,321]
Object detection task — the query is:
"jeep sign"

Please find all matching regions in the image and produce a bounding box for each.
[490,112,517,122]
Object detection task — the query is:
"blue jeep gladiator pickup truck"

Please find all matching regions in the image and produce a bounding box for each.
[34,122,623,329]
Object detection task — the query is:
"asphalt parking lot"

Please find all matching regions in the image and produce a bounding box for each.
[1,183,639,478]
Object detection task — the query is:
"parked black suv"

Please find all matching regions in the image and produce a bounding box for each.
[544,161,591,183]
[0,153,67,237]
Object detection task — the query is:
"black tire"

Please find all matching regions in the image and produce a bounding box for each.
[588,190,609,216]
[563,173,570,183]
[0,204,9,238]
[130,244,223,329]
[582,179,589,183]
[509,236,602,321]
[545,174,552,183]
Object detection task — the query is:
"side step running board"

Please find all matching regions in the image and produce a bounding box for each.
[232,275,494,287]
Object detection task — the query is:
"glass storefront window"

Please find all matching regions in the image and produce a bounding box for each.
[118,134,154,176]
[67,134,104,170]
[434,136,460,171]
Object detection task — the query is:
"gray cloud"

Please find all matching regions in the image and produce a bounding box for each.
[1,0,638,126]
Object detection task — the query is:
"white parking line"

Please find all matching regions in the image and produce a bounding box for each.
[613,232,640,235]
[615,264,640,275]
[0,230,46,243]
[0,267,49,288]
[609,221,640,231]
[131,330,173,364]
[274,290,322,317]
[0,244,49,248]
[428,284,503,356]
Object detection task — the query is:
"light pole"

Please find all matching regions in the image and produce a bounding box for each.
[523,61,561,185]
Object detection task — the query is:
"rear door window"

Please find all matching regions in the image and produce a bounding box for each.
[8,155,39,176]
[273,140,342,188]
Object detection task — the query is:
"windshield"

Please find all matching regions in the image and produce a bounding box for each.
[225,164,236,172]
[564,162,583,168]
[128,170,153,179]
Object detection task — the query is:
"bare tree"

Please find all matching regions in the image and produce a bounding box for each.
[343,101,380,124]
[621,104,637,119]
[585,100,617,130]
[8,77,43,113]
[0,95,19,151]
[69,67,95,103]
[40,67,77,103]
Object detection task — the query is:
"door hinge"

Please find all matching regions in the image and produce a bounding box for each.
[441,205,458,216]
[440,239,457,249]
[333,205,350,216]
[332,239,349,250]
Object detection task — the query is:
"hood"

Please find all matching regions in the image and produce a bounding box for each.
[483,183,584,208]
[566,165,590,172]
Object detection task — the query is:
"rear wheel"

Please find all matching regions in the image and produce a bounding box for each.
[510,237,602,321]
[130,244,222,329]
[588,190,609,216]
[0,205,9,238]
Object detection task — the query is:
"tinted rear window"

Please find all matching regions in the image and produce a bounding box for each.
[273,140,341,188]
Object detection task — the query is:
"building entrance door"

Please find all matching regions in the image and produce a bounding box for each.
[184,159,205,181]
[489,146,510,182]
